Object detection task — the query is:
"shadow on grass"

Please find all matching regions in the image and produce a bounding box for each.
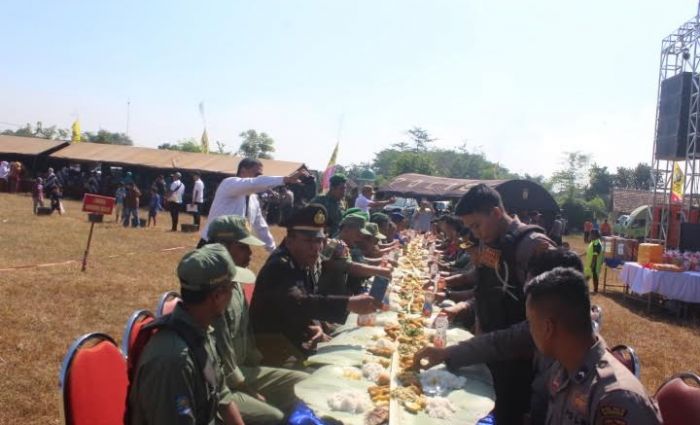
[599,288,700,330]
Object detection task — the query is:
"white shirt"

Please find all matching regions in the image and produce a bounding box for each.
[192,179,205,203]
[169,179,186,204]
[354,194,372,213]
[200,175,284,252]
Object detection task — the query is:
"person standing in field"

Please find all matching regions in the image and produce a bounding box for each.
[584,229,604,293]
[167,171,185,232]
[192,172,205,228]
[114,183,126,223]
[147,187,164,228]
[50,185,64,215]
[549,214,564,246]
[123,182,141,228]
[583,219,593,243]
[600,218,612,236]
[197,158,309,251]
[32,177,45,214]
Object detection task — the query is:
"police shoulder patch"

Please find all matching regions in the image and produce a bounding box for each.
[175,395,193,417]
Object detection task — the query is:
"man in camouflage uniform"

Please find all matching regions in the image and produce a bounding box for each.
[526,268,661,425]
[311,174,347,237]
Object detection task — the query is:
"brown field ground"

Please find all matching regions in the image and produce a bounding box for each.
[1,192,698,424]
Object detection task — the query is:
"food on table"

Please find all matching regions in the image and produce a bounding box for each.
[376,371,390,386]
[396,370,422,388]
[383,323,401,340]
[341,366,363,381]
[419,369,467,394]
[368,384,391,405]
[367,346,394,358]
[364,406,390,425]
[391,386,426,413]
[362,362,386,383]
[425,396,457,419]
[327,389,371,413]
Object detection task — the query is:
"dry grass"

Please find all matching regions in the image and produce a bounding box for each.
[1,192,698,424]
[0,193,275,425]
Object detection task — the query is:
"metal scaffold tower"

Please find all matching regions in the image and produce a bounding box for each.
[649,2,700,248]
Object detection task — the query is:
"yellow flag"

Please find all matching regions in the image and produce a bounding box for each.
[71,119,81,143]
[321,141,339,192]
[201,128,209,154]
[671,162,684,203]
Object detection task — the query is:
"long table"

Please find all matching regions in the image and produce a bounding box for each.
[295,312,495,425]
[620,262,700,304]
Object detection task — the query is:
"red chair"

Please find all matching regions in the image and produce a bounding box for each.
[243,283,255,304]
[655,372,700,425]
[155,291,181,317]
[121,309,155,359]
[59,333,128,425]
[610,344,641,378]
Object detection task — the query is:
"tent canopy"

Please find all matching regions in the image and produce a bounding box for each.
[379,173,559,213]
[0,135,69,156]
[49,143,305,176]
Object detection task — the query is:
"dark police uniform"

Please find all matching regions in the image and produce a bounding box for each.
[472,219,555,425]
[546,338,662,425]
[249,204,351,366]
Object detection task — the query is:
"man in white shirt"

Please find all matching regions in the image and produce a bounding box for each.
[198,158,308,252]
[168,171,186,231]
[191,172,205,227]
[354,185,394,213]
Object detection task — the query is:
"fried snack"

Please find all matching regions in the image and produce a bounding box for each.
[396,371,421,388]
[365,406,389,425]
[367,385,391,405]
[391,386,427,413]
[376,371,391,386]
[383,323,401,340]
[367,346,394,358]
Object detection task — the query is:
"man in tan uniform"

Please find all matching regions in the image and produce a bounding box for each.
[525,268,661,425]
[207,215,309,425]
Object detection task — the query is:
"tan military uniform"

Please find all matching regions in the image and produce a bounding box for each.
[546,338,662,425]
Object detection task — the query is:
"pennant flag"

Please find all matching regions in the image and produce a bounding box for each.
[321,142,340,192]
[671,162,684,203]
[201,129,210,154]
[71,119,81,143]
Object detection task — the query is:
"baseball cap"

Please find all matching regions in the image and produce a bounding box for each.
[364,222,386,240]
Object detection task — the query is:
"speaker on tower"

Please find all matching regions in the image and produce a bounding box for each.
[655,71,693,160]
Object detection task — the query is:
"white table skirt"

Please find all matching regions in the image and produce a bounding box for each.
[620,262,700,303]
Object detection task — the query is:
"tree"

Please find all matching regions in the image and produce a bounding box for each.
[237,129,275,159]
[549,151,591,201]
[157,138,202,153]
[406,127,436,152]
[215,141,231,155]
[85,129,133,146]
[586,163,613,201]
[1,121,69,140]
[390,152,436,176]
[614,166,635,189]
[633,163,653,191]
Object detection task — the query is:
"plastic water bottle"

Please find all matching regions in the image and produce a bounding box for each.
[357,312,376,327]
[433,312,448,348]
[422,290,435,318]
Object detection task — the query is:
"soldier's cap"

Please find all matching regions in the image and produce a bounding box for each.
[343,208,370,221]
[340,213,372,235]
[329,174,347,186]
[283,203,327,238]
[173,171,182,177]
[207,215,264,246]
[364,222,386,240]
[177,244,255,290]
[370,212,390,225]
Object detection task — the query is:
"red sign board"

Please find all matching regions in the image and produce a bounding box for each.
[82,193,116,215]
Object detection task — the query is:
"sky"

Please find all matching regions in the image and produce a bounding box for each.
[1,0,698,177]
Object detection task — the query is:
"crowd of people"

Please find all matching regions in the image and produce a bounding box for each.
[125,158,661,425]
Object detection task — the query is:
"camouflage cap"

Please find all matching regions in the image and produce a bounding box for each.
[370,212,390,225]
[343,207,370,221]
[177,244,255,290]
[329,174,347,186]
[364,222,386,240]
[340,213,372,235]
[207,215,265,246]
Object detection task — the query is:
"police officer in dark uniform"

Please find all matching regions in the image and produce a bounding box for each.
[249,204,380,367]
[525,268,661,425]
[436,184,557,425]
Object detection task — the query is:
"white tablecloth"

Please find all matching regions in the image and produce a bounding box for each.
[620,262,700,303]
